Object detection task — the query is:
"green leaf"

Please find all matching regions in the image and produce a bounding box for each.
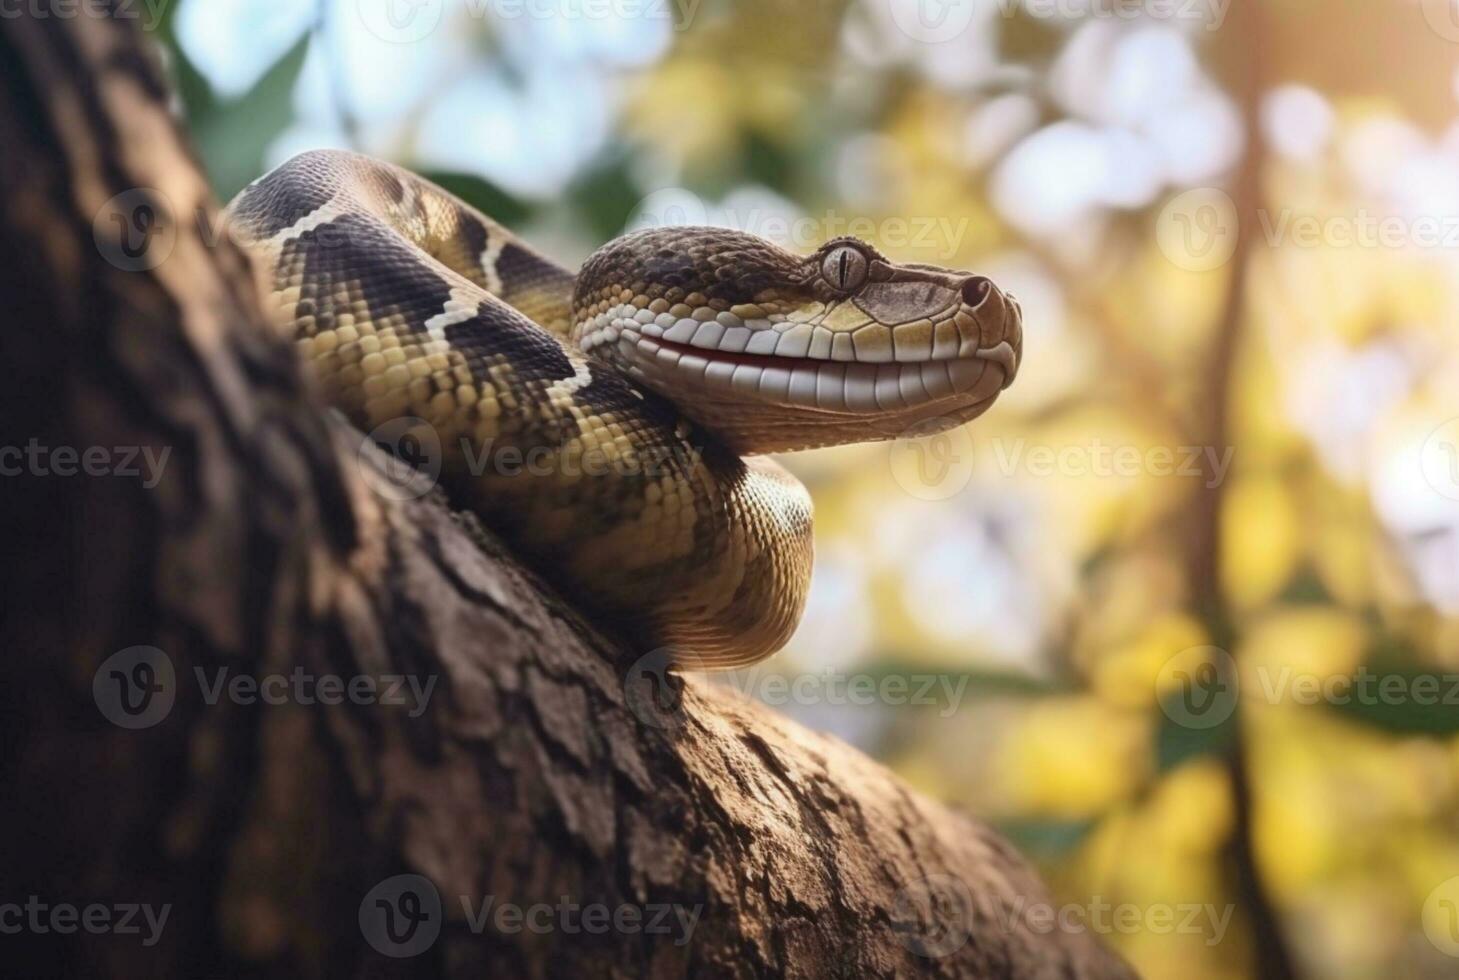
[740,129,795,194]
[996,819,1098,858]
[566,158,644,241]
[1274,569,1334,605]
[1324,671,1459,736]
[1155,705,1236,772]
[192,35,312,201]
[154,0,217,122]
[855,656,1078,699]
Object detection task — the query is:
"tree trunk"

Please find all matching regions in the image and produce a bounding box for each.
[0,11,1133,979]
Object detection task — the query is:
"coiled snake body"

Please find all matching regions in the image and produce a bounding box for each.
[227,151,1022,669]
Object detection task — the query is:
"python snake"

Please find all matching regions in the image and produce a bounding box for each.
[226,150,1022,669]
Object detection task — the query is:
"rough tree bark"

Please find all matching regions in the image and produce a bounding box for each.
[0,10,1134,979]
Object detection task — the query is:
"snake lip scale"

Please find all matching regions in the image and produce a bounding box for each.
[628,332,1019,408]
[228,150,1024,669]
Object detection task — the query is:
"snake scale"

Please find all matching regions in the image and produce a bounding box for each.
[226,150,1022,669]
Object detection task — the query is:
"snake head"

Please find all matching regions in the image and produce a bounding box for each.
[573,226,1022,453]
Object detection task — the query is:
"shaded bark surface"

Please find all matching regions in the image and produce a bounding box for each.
[0,11,1135,979]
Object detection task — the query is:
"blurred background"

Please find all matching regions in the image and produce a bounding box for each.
[156,0,1459,976]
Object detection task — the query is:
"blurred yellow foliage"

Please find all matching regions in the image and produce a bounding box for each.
[1239,606,1369,700]
[1094,613,1210,710]
[995,697,1151,819]
[1221,475,1302,612]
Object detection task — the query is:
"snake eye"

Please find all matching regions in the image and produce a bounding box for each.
[821,245,869,292]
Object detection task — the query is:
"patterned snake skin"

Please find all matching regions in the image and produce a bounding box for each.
[226,150,1023,669]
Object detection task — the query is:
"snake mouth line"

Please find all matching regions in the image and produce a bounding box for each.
[651,337,821,369]
[625,332,1015,413]
[649,336,1021,384]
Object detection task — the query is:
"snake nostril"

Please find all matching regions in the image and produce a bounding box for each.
[961,276,992,307]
